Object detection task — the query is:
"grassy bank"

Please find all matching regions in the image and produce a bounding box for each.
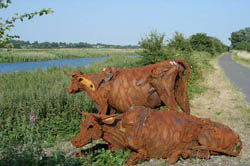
[0,48,138,63]
[0,51,213,165]
[232,51,250,68]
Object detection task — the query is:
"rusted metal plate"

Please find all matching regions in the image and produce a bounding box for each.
[67,59,190,114]
[71,106,242,165]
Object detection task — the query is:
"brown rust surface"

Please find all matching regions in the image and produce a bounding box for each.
[71,106,242,165]
[67,59,190,114]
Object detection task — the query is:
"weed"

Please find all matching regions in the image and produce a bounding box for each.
[80,149,130,166]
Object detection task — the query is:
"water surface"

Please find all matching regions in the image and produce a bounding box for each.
[0,57,106,73]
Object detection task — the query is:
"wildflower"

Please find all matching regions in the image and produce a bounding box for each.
[29,112,36,125]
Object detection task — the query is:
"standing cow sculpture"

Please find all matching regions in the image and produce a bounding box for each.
[71,106,242,165]
[67,59,190,114]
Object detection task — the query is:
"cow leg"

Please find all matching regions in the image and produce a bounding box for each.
[93,100,108,114]
[151,75,177,111]
[175,73,190,114]
[109,107,116,115]
[126,149,148,165]
[167,150,181,164]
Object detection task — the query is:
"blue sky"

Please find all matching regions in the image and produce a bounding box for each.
[2,0,250,45]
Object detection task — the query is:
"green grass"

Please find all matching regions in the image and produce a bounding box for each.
[0,51,213,165]
[0,48,138,63]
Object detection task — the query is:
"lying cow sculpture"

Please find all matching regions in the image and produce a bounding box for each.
[67,60,190,114]
[71,106,242,165]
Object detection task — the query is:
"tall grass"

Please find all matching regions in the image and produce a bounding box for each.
[0,48,138,63]
[0,55,140,147]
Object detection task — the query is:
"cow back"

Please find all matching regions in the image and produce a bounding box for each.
[108,67,161,112]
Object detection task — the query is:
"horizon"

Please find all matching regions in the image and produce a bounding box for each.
[1,0,250,46]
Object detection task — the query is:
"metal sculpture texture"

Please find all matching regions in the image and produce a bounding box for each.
[67,60,190,114]
[71,106,242,165]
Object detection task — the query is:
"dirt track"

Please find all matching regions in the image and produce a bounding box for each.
[219,53,250,104]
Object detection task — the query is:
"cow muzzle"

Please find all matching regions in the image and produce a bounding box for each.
[71,135,90,148]
[67,87,80,94]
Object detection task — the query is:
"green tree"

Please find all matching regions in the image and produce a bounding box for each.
[167,32,192,52]
[0,0,53,48]
[190,33,226,56]
[230,27,250,50]
[138,30,167,64]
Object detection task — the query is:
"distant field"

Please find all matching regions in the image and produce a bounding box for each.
[0,48,138,63]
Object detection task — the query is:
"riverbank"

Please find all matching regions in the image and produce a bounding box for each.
[0,48,138,63]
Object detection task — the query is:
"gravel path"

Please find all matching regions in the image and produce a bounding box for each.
[219,53,250,104]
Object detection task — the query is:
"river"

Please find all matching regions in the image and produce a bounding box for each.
[0,57,106,73]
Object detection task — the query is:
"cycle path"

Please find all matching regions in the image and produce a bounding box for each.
[219,53,250,104]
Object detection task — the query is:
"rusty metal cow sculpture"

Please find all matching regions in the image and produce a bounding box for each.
[71,106,242,165]
[67,59,190,114]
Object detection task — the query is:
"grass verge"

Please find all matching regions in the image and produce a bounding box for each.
[232,51,250,68]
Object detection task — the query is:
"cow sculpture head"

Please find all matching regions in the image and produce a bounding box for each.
[66,70,98,94]
[198,120,242,157]
[71,111,117,148]
[66,68,117,94]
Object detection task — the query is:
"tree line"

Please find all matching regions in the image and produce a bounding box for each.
[139,31,228,65]
[5,40,140,49]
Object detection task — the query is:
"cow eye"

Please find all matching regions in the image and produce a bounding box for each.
[88,125,94,129]
[78,78,83,81]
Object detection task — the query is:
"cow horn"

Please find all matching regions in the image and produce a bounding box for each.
[75,109,91,116]
[63,70,74,77]
[75,110,103,119]
[76,69,83,75]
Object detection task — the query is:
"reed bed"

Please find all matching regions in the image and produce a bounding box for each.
[0,48,138,63]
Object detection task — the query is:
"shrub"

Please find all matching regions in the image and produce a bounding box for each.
[230,27,250,49]
[190,33,216,56]
[167,32,192,52]
[81,149,130,166]
[234,41,250,52]
[138,30,168,64]
[190,33,227,56]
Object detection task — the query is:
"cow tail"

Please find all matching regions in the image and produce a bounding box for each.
[175,59,190,114]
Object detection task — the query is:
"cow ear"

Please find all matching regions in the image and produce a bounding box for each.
[90,113,102,119]
[101,117,116,125]
[76,70,83,75]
